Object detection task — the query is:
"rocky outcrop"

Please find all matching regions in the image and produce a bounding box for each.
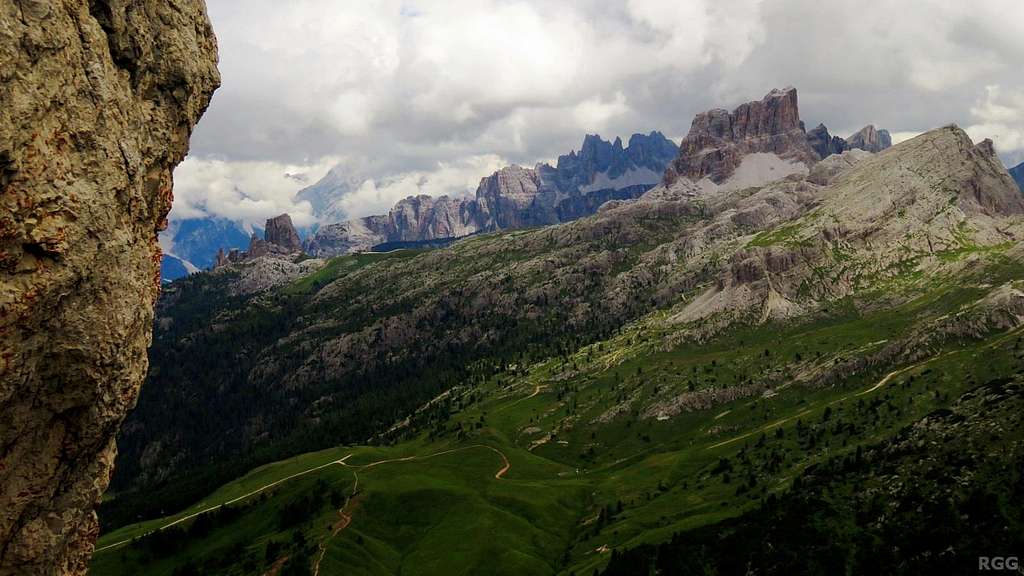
[847,125,892,153]
[214,214,304,266]
[663,87,819,186]
[306,216,389,256]
[806,123,848,159]
[264,214,303,253]
[0,1,218,573]
[306,133,678,257]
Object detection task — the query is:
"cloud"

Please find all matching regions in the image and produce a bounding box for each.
[171,156,339,228]
[179,0,1024,226]
[334,155,509,218]
[965,85,1024,165]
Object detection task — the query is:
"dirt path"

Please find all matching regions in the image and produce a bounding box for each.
[97,445,510,558]
[498,384,545,413]
[95,454,355,553]
[312,471,359,576]
[341,444,510,478]
[706,352,955,451]
[311,445,509,573]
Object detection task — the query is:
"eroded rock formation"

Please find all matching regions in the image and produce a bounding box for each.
[214,214,305,266]
[263,214,303,253]
[664,87,819,185]
[806,123,848,159]
[847,124,892,153]
[0,1,219,573]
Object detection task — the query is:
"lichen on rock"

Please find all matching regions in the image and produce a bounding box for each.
[0,1,219,573]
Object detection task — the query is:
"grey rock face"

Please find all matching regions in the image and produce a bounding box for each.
[806,124,849,159]
[0,1,219,573]
[264,214,303,252]
[664,87,819,185]
[214,214,304,266]
[847,125,893,153]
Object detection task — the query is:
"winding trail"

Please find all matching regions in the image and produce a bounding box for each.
[94,454,355,553]
[96,445,510,556]
[311,445,509,574]
[497,383,546,413]
[706,352,956,451]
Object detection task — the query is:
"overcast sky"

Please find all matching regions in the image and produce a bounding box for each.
[171,0,1024,228]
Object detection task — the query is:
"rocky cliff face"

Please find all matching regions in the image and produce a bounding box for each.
[264,214,303,253]
[306,133,678,257]
[806,123,848,159]
[0,1,218,573]
[664,87,819,186]
[847,124,892,153]
[215,214,304,266]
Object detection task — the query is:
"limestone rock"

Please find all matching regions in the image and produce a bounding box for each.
[388,195,480,242]
[806,149,873,185]
[806,123,848,159]
[0,1,218,573]
[664,87,819,186]
[214,214,303,265]
[847,125,893,153]
[264,214,302,252]
[216,256,326,296]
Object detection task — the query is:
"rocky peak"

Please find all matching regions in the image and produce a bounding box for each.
[556,132,678,191]
[0,1,218,573]
[264,213,302,252]
[847,125,892,153]
[806,123,849,159]
[664,87,818,185]
[974,138,996,158]
[213,214,303,267]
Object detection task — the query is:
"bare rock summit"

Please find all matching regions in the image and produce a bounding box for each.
[664,87,819,186]
[264,213,303,252]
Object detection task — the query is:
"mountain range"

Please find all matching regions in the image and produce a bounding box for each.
[161,100,905,277]
[304,131,679,256]
[95,87,1024,576]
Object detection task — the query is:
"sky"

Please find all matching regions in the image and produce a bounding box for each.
[171,0,1024,228]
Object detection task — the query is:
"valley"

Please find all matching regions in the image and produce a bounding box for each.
[95,90,1024,575]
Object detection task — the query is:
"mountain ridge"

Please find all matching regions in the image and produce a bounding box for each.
[305,132,679,257]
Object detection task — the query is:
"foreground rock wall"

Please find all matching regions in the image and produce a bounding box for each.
[0,1,218,573]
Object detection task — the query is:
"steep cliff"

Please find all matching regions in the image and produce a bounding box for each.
[806,123,848,159]
[664,87,819,186]
[263,214,303,253]
[847,124,892,152]
[0,1,219,573]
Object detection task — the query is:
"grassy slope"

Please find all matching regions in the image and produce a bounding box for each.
[92,246,1024,575]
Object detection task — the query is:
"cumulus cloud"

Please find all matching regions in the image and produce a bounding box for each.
[336,155,509,218]
[170,157,339,228]
[179,0,1024,226]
